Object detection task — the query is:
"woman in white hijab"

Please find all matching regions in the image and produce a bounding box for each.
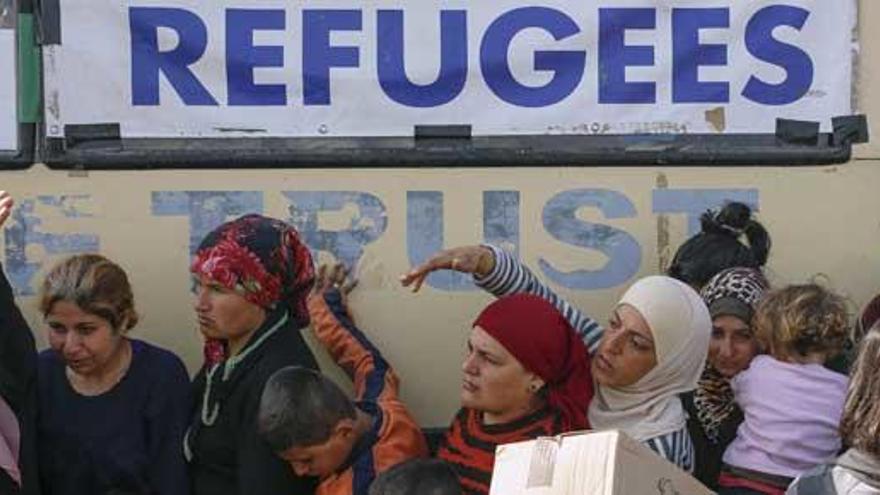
[402,245,711,472]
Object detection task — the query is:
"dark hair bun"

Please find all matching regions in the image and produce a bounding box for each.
[700,202,752,237]
[669,201,772,287]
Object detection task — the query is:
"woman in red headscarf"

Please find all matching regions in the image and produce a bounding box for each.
[304,268,591,495]
[186,215,320,495]
[438,294,592,495]
[303,265,591,495]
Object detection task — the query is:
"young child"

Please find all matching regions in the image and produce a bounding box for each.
[369,459,462,495]
[786,323,880,494]
[257,264,428,495]
[718,284,851,495]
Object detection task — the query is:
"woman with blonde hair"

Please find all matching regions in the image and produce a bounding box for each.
[786,323,880,494]
[37,253,192,495]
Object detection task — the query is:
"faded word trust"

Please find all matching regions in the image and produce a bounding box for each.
[4,188,757,295]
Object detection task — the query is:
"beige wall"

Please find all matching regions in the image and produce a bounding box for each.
[3,162,879,427]
[2,1,878,427]
[856,0,878,159]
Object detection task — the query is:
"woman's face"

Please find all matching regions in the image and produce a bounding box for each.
[460,326,542,422]
[592,304,658,388]
[192,275,266,343]
[46,300,126,376]
[708,314,758,378]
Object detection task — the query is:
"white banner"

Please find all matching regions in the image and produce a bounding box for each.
[0,0,16,150]
[44,0,857,139]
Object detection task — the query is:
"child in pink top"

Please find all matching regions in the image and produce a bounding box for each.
[719,284,850,495]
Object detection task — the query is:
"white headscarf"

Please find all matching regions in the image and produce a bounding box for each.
[588,276,712,441]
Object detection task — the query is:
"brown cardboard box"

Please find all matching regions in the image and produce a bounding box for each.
[489,430,715,495]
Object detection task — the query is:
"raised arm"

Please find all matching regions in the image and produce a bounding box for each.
[307,264,400,402]
[0,191,37,411]
[402,244,604,354]
[476,245,603,354]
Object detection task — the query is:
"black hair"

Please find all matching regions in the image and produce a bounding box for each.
[257,366,356,452]
[368,459,462,495]
[667,202,771,289]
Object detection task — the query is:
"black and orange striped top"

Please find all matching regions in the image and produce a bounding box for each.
[437,407,562,495]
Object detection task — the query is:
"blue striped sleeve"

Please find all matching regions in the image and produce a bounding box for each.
[644,428,695,473]
[473,244,605,355]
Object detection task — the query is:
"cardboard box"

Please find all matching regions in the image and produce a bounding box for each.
[489,430,715,495]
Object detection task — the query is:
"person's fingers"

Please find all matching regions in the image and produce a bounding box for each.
[341,277,358,295]
[411,273,429,293]
[0,195,15,228]
[399,264,428,287]
[314,264,329,292]
[331,263,346,286]
[399,265,429,286]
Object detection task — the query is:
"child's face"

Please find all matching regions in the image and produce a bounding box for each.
[279,425,355,479]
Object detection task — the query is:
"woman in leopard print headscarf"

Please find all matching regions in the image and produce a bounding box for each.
[681,267,769,490]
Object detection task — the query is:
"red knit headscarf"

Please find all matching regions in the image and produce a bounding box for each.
[191,214,315,366]
[473,294,593,431]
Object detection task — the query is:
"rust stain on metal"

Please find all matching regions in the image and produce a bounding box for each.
[705,107,726,133]
[656,172,671,274]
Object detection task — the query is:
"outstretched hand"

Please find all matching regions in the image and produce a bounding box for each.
[0,191,13,228]
[399,245,495,293]
[313,262,358,301]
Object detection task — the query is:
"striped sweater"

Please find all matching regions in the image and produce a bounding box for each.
[438,407,561,495]
[474,244,695,473]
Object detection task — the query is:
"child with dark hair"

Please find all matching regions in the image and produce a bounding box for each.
[368,459,462,495]
[786,323,880,494]
[718,284,851,495]
[667,202,771,290]
[257,265,427,495]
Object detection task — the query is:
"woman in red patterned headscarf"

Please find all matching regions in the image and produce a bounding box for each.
[185,214,319,495]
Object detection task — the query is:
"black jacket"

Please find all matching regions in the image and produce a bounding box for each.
[0,263,40,495]
[187,310,319,495]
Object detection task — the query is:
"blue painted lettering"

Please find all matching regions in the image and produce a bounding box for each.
[284,191,387,270]
[377,10,468,108]
[303,10,362,106]
[742,6,814,106]
[151,191,264,255]
[3,196,99,296]
[540,189,641,290]
[673,8,730,103]
[130,7,217,106]
[407,191,520,291]
[652,189,759,235]
[226,9,287,106]
[599,8,656,104]
[481,7,585,108]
